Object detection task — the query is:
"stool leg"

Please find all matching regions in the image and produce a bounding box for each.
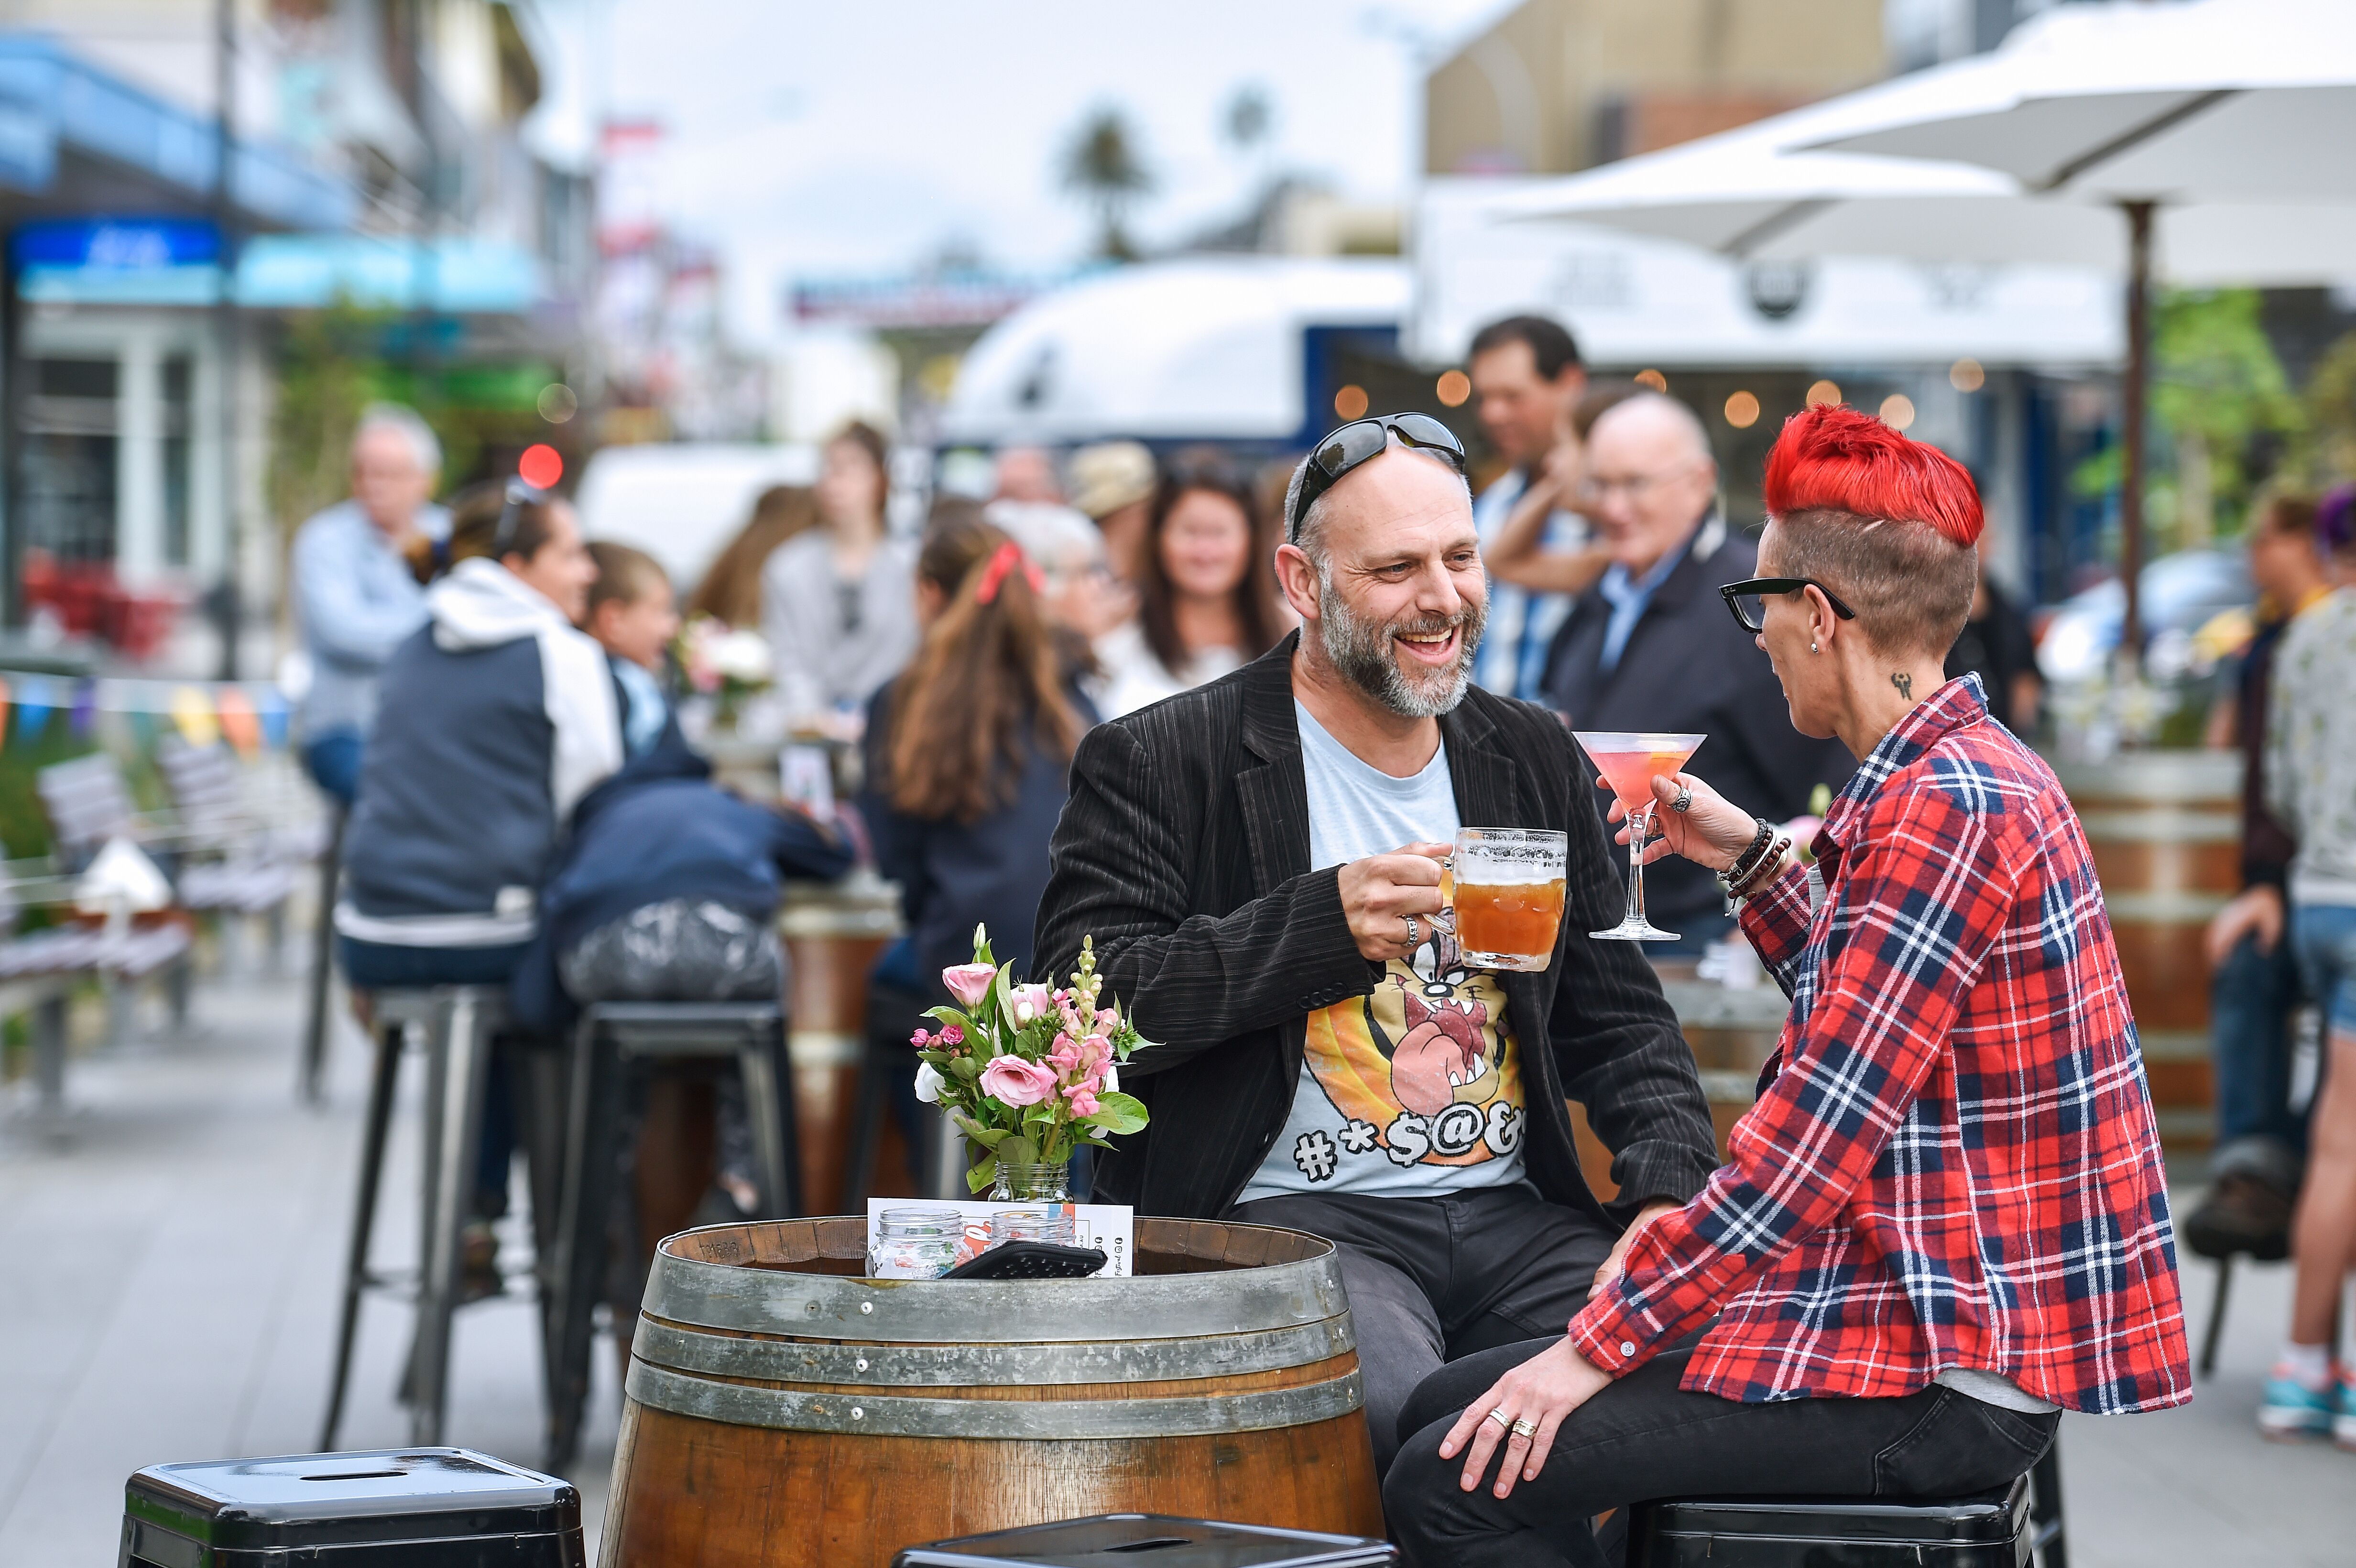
[2029,1439,2067,1568]
[768,1014,804,1216]
[741,1034,796,1220]
[545,1019,624,1474]
[321,1019,404,1449]
[411,991,494,1447]
[298,811,344,1105]
[2198,1253,2233,1379]
[842,1033,892,1210]
[32,991,68,1126]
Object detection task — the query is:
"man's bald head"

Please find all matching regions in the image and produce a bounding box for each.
[1581,392,1719,578]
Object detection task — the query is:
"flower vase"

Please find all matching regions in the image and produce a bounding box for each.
[989,1161,1073,1203]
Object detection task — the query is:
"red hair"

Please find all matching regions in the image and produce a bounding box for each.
[1762,405,1983,547]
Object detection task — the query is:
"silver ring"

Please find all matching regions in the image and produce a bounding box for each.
[1484,1407,1512,1431]
[1403,914,1420,947]
[1672,786,1693,814]
[1511,1417,1539,1439]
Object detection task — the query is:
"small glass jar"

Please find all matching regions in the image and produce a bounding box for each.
[989,1161,1073,1203]
[988,1205,1075,1249]
[868,1207,963,1279]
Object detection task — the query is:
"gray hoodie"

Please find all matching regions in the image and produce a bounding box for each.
[338,560,623,947]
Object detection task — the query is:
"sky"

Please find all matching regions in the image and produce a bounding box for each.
[555,0,1517,346]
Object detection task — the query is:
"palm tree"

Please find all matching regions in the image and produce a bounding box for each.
[1060,106,1155,262]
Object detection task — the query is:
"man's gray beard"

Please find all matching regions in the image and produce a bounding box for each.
[1316,577,1485,719]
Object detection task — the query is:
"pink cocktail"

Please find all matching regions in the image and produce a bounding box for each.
[1571,730,1705,942]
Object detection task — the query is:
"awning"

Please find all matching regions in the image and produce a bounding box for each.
[16,229,546,315]
[0,33,354,233]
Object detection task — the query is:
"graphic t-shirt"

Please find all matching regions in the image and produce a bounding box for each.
[1235,703,1527,1202]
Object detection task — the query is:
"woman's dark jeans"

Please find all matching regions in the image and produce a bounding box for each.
[1383,1337,2058,1568]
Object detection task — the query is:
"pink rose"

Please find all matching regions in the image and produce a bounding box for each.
[978,1054,1059,1107]
[939,1025,966,1048]
[942,962,997,1009]
[1009,983,1056,1024]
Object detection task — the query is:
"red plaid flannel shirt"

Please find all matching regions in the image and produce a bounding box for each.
[1568,675,2191,1412]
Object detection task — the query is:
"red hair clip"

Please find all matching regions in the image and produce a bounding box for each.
[973,540,1045,605]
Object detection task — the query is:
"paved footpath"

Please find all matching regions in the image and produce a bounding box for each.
[3,972,2353,1566]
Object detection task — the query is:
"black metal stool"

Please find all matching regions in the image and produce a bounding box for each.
[120,1447,581,1568]
[296,804,345,1106]
[319,986,565,1449]
[1628,1447,2066,1568]
[540,1000,800,1472]
[895,1514,1395,1566]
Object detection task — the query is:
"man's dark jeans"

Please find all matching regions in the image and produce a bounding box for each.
[2212,929,2309,1171]
[1226,1186,1614,1476]
[1384,1338,2058,1568]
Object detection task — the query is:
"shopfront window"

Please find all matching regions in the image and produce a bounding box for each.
[24,357,119,563]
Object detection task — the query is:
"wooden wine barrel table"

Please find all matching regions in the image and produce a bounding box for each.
[2059,750,2238,1143]
[777,876,901,1213]
[599,1217,1382,1568]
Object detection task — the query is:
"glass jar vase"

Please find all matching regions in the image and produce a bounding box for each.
[989,1161,1072,1203]
[867,1206,964,1279]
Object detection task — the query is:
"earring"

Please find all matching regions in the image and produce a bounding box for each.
[1810,642,1820,653]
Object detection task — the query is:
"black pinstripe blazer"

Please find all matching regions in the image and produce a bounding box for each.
[1036,633,1719,1224]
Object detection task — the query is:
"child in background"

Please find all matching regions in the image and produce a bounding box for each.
[586,541,681,755]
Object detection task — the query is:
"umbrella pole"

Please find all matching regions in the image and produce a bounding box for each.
[2118,198,2155,677]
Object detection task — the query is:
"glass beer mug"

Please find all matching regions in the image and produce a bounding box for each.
[1443,828,1570,972]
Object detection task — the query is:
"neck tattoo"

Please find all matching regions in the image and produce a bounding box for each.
[1891,672,1913,702]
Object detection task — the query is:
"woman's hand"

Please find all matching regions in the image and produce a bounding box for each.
[1600,771,1755,873]
[1438,1339,1612,1498]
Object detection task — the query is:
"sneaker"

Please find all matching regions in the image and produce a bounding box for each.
[459,1221,504,1304]
[2258,1368,2337,1440]
[2181,1172,2294,1262]
[2336,1374,2356,1453]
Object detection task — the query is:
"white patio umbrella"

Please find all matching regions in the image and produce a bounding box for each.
[1494,0,2356,656]
[1800,0,2356,655]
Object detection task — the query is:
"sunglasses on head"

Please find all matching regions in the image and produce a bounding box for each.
[1719,577,1859,635]
[1287,414,1468,541]
[492,477,546,558]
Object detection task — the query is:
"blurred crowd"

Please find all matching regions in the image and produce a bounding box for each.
[284,314,2356,1448]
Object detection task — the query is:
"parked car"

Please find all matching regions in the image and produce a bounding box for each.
[2035,548,2253,685]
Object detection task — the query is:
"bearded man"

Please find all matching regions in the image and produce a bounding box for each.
[1036,415,1718,1478]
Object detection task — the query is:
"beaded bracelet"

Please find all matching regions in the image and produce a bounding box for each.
[1726,830,1794,899]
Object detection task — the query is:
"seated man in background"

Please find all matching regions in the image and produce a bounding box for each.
[338,483,619,1293]
[1540,393,1853,952]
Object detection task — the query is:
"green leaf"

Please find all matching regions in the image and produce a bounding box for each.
[970,1126,1012,1148]
[924,1006,976,1034]
[967,1154,997,1194]
[1082,1091,1149,1135]
[998,1133,1039,1167]
[949,1056,980,1081]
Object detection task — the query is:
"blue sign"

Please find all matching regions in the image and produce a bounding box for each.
[12,217,220,271]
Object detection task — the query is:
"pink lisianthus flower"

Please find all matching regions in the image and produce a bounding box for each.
[1008,983,1056,1024]
[942,963,998,1009]
[978,1055,1058,1108]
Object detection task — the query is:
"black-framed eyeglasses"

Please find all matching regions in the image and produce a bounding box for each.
[1720,576,1859,634]
[1287,414,1468,541]
[491,477,545,558]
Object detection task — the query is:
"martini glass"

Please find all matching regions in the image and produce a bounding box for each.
[1571,730,1706,941]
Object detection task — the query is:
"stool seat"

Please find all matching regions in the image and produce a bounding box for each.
[1631,1473,2030,1568]
[121,1447,582,1568]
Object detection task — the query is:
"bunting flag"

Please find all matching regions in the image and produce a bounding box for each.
[68,679,96,737]
[169,686,220,749]
[256,689,290,751]
[15,676,54,741]
[0,676,11,754]
[214,686,261,757]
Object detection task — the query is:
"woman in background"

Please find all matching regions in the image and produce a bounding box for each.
[858,513,1096,1192]
[1092,454,1285,717]
[689,484,819,629]
[762,422,916,736]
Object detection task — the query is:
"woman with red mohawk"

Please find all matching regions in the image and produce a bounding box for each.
[1385,405,2190,1567]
